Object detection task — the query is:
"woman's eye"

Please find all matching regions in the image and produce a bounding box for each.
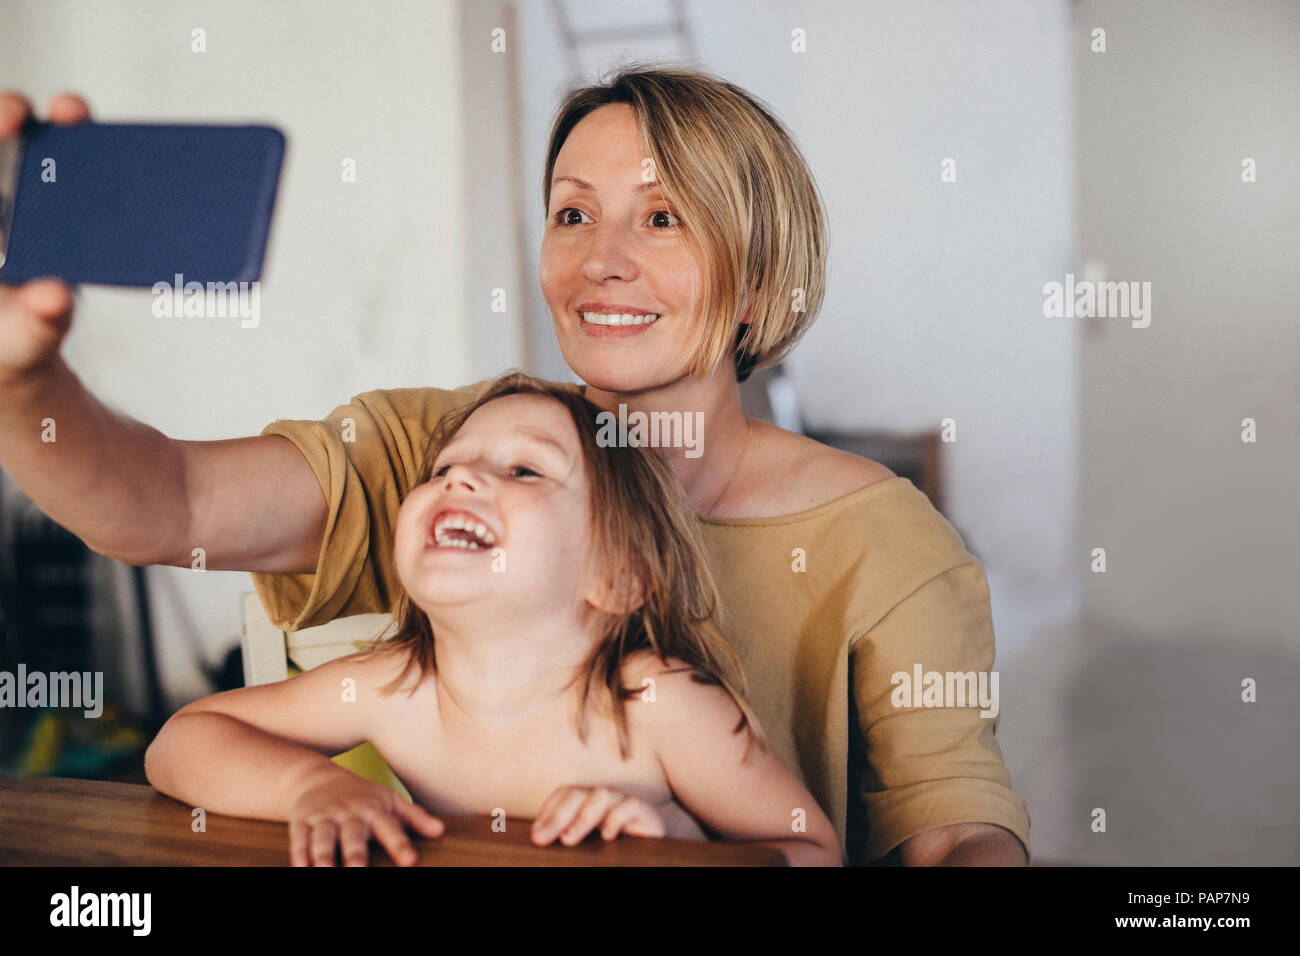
[509,465,540,479]
[649,209,681,228]
[554,207,592,227]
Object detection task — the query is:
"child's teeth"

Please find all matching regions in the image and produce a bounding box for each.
[432,511,495,548]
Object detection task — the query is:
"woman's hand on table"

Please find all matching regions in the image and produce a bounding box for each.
[530,785,704,846]
[287,764,445,867]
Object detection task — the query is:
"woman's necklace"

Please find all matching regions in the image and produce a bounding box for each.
[704,418,752,516]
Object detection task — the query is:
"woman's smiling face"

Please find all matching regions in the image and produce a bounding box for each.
[540,103,704,392]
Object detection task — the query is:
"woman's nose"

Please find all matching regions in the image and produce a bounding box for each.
[581,223,640,283]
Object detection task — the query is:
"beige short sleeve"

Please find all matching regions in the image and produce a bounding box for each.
[852,559,1032,863]
[251,383,488,631]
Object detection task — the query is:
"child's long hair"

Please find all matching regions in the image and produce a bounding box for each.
[363,371,764,758]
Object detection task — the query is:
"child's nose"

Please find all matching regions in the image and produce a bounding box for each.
[441,460,485,489]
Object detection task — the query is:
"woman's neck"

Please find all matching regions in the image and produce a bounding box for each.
[581,362,751,514]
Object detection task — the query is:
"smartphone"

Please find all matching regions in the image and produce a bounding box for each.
[0,120,285,287]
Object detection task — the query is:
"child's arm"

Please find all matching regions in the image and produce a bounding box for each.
[145,650,442,865]
[633,662,842,866]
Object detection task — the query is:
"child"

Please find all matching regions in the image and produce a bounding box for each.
[145,372,841,866]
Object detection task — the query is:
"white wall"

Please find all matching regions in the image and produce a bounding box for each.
[1000,0,1300,865]
[0,0,471,707]
[460,0,529,379]
[1077,0,1300,655]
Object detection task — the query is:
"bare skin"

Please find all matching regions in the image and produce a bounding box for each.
[147,395,842,866]
[0,92,325,572]
[1,91,1023,865]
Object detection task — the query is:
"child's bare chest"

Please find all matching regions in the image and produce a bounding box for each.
[366,688,671,821]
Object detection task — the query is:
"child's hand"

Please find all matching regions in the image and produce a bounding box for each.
[287,765,445,866]
[530,786,669,846]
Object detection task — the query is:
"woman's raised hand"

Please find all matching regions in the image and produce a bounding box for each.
[0,92,91,383]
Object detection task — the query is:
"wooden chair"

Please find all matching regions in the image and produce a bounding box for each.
[239,591,408,794]
[239,591,395,686]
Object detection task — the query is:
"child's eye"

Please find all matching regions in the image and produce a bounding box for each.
[649,209,681,228]
[554,207,592,227]
[430,462,540,481]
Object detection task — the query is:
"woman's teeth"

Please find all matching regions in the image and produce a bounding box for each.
[581,311,660,326]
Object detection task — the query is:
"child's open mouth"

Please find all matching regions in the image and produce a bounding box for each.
[426,509,497,551]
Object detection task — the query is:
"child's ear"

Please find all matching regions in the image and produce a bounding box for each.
[585,564,645,615]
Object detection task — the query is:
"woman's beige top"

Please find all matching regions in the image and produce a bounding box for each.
[251,379,1031,864]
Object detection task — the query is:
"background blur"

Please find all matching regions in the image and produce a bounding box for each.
[0,0,1295,864]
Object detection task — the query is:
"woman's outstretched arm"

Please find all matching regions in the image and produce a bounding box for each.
[0,92,327,574]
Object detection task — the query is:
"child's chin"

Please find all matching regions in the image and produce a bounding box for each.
[407,580,489,610]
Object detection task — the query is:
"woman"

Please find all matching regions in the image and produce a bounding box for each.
[0,68,1028,865]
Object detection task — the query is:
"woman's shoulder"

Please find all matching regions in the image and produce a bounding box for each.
[743,421,898,516]
[736,423,967,551]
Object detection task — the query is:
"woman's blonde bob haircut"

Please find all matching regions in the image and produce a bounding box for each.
[543,65,829,383]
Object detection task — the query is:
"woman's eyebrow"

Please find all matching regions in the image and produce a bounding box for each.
[551,174,663,195]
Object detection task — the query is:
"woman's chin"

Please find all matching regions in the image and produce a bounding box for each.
[562,352,687,395]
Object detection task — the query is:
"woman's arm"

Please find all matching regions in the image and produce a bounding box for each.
[850,559,1032,866]
[899,821,1028,865]
[0,348,327,572]
[629,662,842,866]
[0,91,327,574]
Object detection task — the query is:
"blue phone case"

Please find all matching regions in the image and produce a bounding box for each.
[0,121,285,287]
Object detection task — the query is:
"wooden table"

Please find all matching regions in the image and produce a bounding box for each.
[0,777,785,866]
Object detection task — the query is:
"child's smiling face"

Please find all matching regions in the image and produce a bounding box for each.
[394,393,598,622]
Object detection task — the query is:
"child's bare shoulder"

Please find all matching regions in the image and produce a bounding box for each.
[620,650,745,731]
[325,641,426,698]
[619,648,699,689]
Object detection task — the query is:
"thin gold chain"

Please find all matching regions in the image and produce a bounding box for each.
[704,418,752,516]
